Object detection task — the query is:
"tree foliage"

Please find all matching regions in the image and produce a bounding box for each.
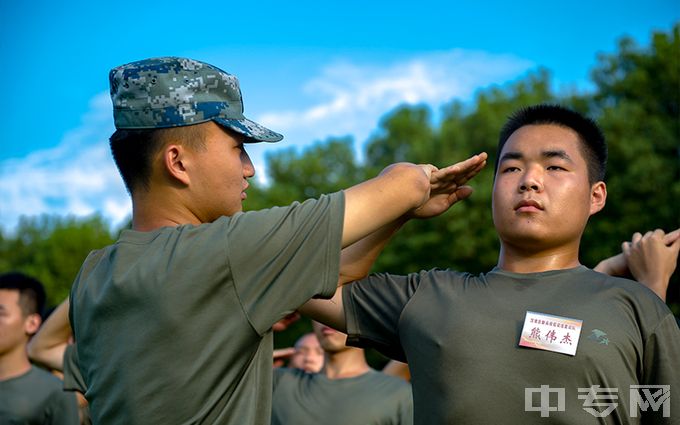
[0,214,115,307]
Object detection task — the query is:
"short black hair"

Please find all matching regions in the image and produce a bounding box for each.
[496,104,607,183]
[0,272,46,317]
[110,125,206,195]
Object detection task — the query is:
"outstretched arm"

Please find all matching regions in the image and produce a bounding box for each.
[27,297,72,371]
[301,153,488,331]
[595,228,680,301]
[340,153,487,248]
[340,153,487,283]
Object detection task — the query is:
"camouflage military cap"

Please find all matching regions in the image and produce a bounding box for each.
[109,57,283,143]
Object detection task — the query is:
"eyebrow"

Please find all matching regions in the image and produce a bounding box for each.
[543,149,573,162]
[499,149,574,163]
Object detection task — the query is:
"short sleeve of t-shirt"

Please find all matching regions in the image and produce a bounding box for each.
[639,305,680,423]
[343,271,422,362]
[62,343,86,394]
[45,383,80,425]
[228,192,345,335]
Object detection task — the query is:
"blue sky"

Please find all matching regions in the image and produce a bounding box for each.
[1,0,678,232]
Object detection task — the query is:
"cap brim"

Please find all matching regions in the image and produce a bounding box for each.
[213,117,283,143]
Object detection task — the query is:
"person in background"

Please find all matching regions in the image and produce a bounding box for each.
[271,321,412,425]
[287,332,324,373]
[0,272,79,424]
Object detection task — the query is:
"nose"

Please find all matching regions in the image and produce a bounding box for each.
[518,166,543,192]
[241,149,255,178]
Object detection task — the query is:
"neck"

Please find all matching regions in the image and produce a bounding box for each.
[322,347,370,380]
[0,344,32,381]
[131,189,200,231]
[497,240,581,273]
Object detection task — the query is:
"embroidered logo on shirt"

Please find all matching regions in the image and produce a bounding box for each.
[587,329,609,345]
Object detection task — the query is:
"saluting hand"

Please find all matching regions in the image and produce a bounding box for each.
[410,152,488,219]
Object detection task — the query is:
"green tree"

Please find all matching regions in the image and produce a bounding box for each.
[581,24,680,309]
[365,105,437,168]
[0,214,115,307]
[245,137,363,211]
[583,24,679,253]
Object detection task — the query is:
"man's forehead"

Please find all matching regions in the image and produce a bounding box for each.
[296,335,320,347]
[0,289,20,305]
[501,126,583,156]
[505,124,580,144]
[499,148,574,161]
[209,121,247,144]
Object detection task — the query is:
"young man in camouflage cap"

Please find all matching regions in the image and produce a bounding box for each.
[60,57,488,424]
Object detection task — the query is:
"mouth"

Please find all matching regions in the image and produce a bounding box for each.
[321,326,337,336]
[514,199,543,213]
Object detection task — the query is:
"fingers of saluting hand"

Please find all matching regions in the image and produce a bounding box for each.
[433,152,488,187]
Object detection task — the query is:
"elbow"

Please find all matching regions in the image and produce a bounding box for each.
[404,164,430,208]
[387,163,429,208]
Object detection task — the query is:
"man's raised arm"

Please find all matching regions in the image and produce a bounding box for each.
[302,152,488,331]
[27,297,71,372]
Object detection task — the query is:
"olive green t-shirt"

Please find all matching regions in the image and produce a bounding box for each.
[68,193,344,424]
[271,368,413,425]
[0,366,79,425]
[343,266,680,424]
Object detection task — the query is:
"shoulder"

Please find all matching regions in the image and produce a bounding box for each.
[274,367,306,378]
[273,367,311,386]
[587,268,676,329]
[237,192,344,220]
[590,269,668,306]
[365,370,411,393]
[361,268,470,286]
[27,366,64,388]
[23,366,70,401]
[225,192,345,235]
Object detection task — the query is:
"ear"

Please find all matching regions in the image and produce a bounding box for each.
[589,181,607,216]
[163,144,191,186]
[24,313,42,336]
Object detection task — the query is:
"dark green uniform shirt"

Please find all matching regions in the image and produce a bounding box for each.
[68,193,344,424]
[0,366,79,425]
[344,266,680,424]
[271,368,413,425]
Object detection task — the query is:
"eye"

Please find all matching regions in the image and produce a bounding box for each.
[547,165,566,171]
[501,166,520,173]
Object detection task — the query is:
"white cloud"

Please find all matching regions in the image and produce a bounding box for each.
[254,49,533,162]
[1,92,130,234]
[1,49,532,233]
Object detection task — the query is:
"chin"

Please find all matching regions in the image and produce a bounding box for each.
[500,229,550,248]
